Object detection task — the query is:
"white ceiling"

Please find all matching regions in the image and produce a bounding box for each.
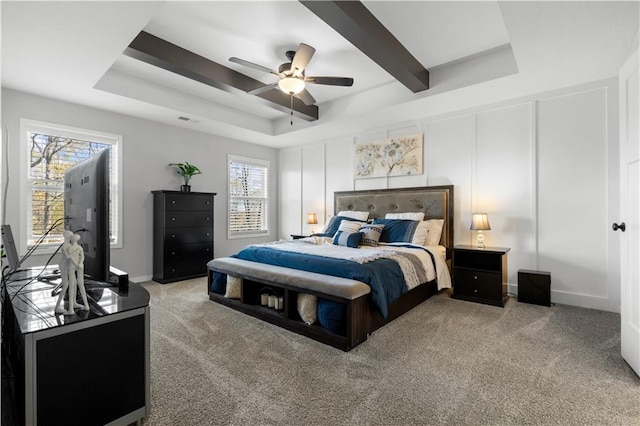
[2,1,639,148]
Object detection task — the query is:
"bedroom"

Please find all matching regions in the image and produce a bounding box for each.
[1,1,639,425]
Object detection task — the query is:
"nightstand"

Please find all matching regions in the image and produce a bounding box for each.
[290,234,309,240]
[452,245,510,307]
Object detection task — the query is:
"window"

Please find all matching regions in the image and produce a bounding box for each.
[21,119,122,251]
[228,155,269,238]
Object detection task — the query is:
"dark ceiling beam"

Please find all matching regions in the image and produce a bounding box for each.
[300,1,429,93]
[124,31,318,121]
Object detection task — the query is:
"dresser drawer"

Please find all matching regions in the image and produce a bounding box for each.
[453,268,502,302]
[165,211,212,228]
[164,243,213,262]
[163,243,213,279]
[165,228,213,245]
[164,193,214,211]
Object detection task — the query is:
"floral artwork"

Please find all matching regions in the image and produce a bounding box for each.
[354,133,423,178]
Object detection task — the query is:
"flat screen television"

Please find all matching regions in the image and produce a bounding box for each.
[63,148,110,282]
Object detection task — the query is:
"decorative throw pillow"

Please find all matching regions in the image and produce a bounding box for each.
[337,220,362,233]
[336,210,370,221]
[224,275,242,299]
[333,231,363,248]
[372,218,420,243]
[317,298,346,335]
[321,216,365,237]
[411,220,430,246]
[425,219,445,246]
[359,224,384,246]
[210,271,227,295]
[385,212,425,221]
[297,293,317,325]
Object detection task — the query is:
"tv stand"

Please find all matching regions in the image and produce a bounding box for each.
[2,266,150,425]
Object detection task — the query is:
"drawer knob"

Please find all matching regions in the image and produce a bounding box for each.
[474,276,478,280]
[171,251,175,255]
[474,289,478,293]
[171,234,176,238]
[206,232,210,236]
[171,217,176,221]
[206,217,210,221]
[171,200,176,204]
[206,201,210,205]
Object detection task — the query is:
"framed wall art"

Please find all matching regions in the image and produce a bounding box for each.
[354,133,423,178]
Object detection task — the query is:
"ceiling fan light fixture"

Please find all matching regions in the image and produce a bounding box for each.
[278,77,305,95]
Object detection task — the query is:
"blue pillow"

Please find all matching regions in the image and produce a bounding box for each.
[317,298,346,335]
[332,231,363,248]
[372,218,419,243]
[322,215,365,236]
[210,271,227,295]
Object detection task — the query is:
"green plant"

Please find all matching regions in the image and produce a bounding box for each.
[169,161,202,186]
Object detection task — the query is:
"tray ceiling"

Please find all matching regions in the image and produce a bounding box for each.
[2,1,638,148]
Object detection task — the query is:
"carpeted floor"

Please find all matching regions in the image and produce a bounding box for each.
[141,278,640,425]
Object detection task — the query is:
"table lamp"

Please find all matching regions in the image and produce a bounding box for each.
[307,212,318,234]
[470,213,491,248]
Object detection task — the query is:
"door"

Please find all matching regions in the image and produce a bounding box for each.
[619,49,639,377]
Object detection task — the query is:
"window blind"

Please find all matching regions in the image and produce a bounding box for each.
[228,156,269,236]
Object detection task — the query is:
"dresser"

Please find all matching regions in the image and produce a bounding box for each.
[153,190,216,283]
[452,245,510,307]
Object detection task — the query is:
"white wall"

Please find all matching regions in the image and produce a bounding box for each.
[279,78,620,312]
[1,89,279,282]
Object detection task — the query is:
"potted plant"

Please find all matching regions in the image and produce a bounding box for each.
[169,161,202,192]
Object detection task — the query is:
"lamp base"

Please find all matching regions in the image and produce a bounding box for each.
[476,233,485,248]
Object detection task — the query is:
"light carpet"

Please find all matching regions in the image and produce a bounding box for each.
[140,278,640,425]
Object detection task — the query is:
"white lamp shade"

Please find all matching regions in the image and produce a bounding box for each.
[470,213,491,231]
[278,77,305,95]
[307,212,318,225]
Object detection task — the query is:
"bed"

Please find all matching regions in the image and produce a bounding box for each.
[207,185,454,351]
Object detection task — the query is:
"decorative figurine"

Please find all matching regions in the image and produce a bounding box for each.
[54,232,89,315]
[54,230,73,314]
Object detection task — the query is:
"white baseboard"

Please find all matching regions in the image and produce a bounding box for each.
[131,274,152,284]
[507,283,617,313]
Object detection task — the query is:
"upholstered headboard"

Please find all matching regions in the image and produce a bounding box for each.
[334,185,454,257]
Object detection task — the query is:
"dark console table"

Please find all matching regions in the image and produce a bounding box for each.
[2,267,150,425]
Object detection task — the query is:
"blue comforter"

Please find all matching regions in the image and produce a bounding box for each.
[237,245,408,318]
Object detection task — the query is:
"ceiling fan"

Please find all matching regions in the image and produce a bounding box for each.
[229,43,354,106]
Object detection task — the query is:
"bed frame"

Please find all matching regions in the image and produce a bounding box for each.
[207,185,454,351]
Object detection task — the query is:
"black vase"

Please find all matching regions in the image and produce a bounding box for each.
[180,185,191,192]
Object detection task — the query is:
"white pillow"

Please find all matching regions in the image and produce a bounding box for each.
[338,220,362,233]
[337,210,370,221]
[297,293,317,325]
[411,220,430,245]
[385,212,425,221]
[425,219,445,246]
[360,224,384,247]
[224,275,242,299]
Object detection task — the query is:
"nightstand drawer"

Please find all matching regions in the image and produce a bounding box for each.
[453,268,503,301]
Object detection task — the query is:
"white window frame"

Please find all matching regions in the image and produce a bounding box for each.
[227,154,270,239]
[19,118,123,255]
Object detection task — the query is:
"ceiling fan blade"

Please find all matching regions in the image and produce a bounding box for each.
[229,57,280,76]
[295,88,316,106]
[248,82,279,95]
[290,43,315,77]
[305,76,354,87]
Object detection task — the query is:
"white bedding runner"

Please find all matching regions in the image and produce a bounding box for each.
[251,238,452,291]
